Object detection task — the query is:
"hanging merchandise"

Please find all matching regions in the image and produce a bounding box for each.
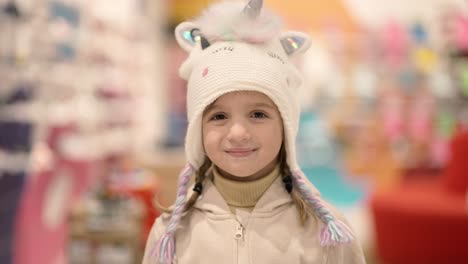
[410,22,427,45]
[48,0,80,61]
[106,162,160,242]
[454,14,468,52]
[13,123,99,264]
[13,2,92,264]
[0,1,34,263]
[409,22,438,75]
[0,0,22,63]
[412,47,437,75]
[68,156,157,264]
[94,69,134,129]
[429,64,456,166]
[379,82,406,144]
[381,20,409,69]
[395,66,417,96]
[0,81,36,264]
[0,83,35,152]
[407,86,435,168]
[352,62,378,113]
[0,3,38,260]
[407,84,432,148]
[432,110,457,166]
[2,1,159,264]
[448,16,468,131]
[430,65,456,100]
[454,59,468,97]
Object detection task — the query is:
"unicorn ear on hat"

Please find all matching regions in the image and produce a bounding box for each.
[279,31,311,58]
[175,21,211,52]
[175,21,212,79]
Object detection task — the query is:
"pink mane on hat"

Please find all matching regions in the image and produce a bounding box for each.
[194,0,282,44]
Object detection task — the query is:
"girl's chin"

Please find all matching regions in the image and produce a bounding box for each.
[218,167,259,178]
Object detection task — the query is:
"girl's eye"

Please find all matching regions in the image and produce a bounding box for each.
[210,113,227,121]
[251,111,268,119]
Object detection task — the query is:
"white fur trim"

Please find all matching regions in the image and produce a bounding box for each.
[194,0,282,43]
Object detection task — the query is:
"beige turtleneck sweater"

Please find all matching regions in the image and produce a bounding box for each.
[211,165,280,213]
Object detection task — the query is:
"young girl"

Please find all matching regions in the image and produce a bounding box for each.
[144,0,366,263]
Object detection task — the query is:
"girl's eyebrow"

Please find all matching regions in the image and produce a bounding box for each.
[204,103,221,113]
[204,101,275,113]
[250,102,275,110]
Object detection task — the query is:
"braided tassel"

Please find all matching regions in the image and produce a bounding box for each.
[151,164,195,263]
[292,170,354,246]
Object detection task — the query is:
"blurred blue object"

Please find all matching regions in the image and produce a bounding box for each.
[296,111,338,168]
[303,166,367,208]
[297,111,367,208]
[411,22,427,45]
[163,111,187,148]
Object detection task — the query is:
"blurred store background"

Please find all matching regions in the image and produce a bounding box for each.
[1,0,468,263]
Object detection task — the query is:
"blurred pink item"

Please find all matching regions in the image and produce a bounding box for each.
[381,92,405,142]
[431,137,450,166]
[13,126,98,264]
[382,21,408,67]
[408,96,434,144]
[13,160,97,264]
[455,15,468,51]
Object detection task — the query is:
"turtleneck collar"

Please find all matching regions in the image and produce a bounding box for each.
[212,165,280,211]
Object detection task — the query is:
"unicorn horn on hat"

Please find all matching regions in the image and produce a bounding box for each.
[242,0,263,19]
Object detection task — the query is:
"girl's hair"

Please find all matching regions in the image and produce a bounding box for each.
[277,144,311,225]
[153,158,212,214]
[184,158,212,210]
[154,145,311,225]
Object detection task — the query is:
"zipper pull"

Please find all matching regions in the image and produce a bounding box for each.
[235,223,244,240]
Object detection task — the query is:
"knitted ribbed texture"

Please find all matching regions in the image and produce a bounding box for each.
[212,165,280,212]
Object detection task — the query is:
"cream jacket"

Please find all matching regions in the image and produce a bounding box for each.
[143,176,366,264]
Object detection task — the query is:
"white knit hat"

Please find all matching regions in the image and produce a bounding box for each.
[152,1,354,263]
[175,0,314,172]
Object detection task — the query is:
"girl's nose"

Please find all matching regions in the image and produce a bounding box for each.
[226,122,251,143]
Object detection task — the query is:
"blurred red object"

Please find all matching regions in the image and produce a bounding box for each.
[371,129,468,264]
[125,184,160,243]
[107,166,160,243]
[442,129,468,194]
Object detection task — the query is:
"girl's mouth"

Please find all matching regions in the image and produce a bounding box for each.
[225,148,256,157]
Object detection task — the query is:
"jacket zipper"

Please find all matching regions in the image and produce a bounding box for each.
[235,222,245,264]
[235,223,244,240]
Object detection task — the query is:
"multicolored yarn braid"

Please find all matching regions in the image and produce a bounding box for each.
[291,170,355,246]
[151,164,194,264]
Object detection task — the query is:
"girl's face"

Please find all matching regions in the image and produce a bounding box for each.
[202,91,283,181]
